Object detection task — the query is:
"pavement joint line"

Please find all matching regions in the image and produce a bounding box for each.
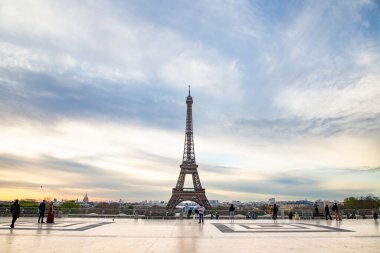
[0,221,114,231]
[239,224,310,230]
[352,236,380,238]
[211,223,355,233]
[8,222,85,228]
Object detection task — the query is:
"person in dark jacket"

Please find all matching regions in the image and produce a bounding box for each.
[38,200,46,223]
[325,204,332,220]
[272,204,278,220]
[10,199,21,228]
[332,203,341,221]
[229,204,235,223]
[373,206,378,220]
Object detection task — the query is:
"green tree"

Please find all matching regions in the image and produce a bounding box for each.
[19,199,38,207]
[60,200,80,209]
[343,195,380,209]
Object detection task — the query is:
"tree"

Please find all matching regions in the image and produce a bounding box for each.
[60,200,80,209]
[343,195,380,209]
[19,199,38,207]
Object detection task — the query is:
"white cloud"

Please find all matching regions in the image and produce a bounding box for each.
[275,72,380,119]
[0,0,243,97]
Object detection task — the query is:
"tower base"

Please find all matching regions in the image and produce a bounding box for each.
[166,189,211,210]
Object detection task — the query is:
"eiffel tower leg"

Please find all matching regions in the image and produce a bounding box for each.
[194,194,211,210]
[192,172,202,189]
[167,193,181,210]
[176,173,185,189]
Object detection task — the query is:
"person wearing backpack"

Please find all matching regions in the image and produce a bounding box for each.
[10,199,21,228]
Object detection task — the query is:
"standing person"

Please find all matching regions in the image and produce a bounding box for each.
[272,203,278,220]
[325,204,332,220]
[372,205,378,220]
[47,202,55,223]
[288,211,294,220]
[10,199,21,228]
[193,208,199,220]
[197,204,205,224]
[314,202,319,218]
[229,204,235,223]
[332,203,341,221]
[38,200,46,223]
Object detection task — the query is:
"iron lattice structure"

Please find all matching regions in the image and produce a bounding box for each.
[166,87,211,210]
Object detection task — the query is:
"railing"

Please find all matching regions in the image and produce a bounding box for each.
[0,207,377,219]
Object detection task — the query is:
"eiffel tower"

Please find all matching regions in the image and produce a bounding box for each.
[166,87,211,210]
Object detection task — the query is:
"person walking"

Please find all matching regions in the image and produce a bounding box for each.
[272,203,278,221]
[332,203,341,221]
[325,204,332,220]
[197,204,205,224]
[288,211,294,220]
[38,200,46,223]
[229,204,235,223]
[10,199,21,228]
[47,202,55,223]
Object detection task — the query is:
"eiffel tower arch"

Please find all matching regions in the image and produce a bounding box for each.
[166,87,211,210]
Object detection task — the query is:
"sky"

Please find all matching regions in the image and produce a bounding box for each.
[0,0,379,203]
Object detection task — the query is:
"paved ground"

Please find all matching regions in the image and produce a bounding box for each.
[0,217,379,252]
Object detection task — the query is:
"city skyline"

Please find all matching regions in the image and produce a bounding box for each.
[0,1,379,202]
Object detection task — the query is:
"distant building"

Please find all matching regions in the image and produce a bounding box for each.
[83,193,89,203]
[209,200,219,207]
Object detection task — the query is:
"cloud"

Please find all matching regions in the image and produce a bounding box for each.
[0,153,173,200]
[343,166,380,173]
[275,73,380,120]
[0,1,243,96]
[0,0,379,201]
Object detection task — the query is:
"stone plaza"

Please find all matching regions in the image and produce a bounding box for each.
[1,217,379,252]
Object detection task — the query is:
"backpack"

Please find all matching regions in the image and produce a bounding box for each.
[10,204,15,214]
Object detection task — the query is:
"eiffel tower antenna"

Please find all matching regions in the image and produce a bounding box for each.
[167,87,211,210]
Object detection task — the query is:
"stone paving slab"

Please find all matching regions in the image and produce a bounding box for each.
[0,218,379,252]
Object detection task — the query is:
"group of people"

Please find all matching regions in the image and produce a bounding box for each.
[9,199,378,228]
[189,202,342,223]
[324,203,341,220]
[38,200,55,224]
[9,199,55,228]
[276,202,348,221]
